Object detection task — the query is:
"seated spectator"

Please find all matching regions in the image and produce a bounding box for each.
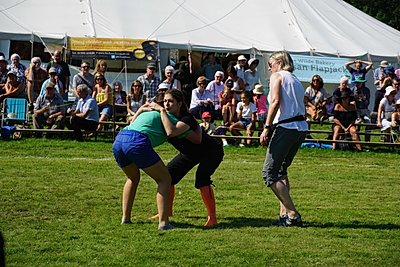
[7,53,26,85]
[227,64,245,101]
[161,65,181,90]
[304,74,331,121]
[32,82,65,135]
[189,76,214,119]
[395,67,400,79]
[199,111,216,135]
[93,72,112,131]
[344,59,373,87]
[393,77,400,101]
[333,76,352,104]
[391,99,400,138]
[94,59,108,77]
[201,53,224,81]
[252,84,268,129]
[0,71,24,102]
[25,57,47,113]
[332,91,362,151]
[0,56,8,92]
[234,55,247,80]
[377,86,396,140]
[66,84,99,141]
[126,80,146,123]
[351,77,371,123]
[244,58,261,91]
[229,91,257,146]
[218,79,236,126]
[39,67,63,97]
[206,71,225,113]
[113,81,127,115]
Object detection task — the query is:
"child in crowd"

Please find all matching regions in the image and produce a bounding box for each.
[218,79,236,126]
[252,84,268,129]
[229,91,257,146]
[199,111,216,135]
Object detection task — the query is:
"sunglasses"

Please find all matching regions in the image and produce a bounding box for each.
[96,78,104,81]
[82,66,89,69]
[312,79,319,82]
[199,82,206,85]
[133,85,141,88]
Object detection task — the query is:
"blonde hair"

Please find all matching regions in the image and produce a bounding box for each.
[270,50,294,72]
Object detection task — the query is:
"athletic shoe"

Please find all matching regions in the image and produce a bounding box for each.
[271,214,288,226]
[121,220,132,225]
[274,213,302,227]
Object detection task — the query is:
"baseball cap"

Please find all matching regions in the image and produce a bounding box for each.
[201,111,212,119]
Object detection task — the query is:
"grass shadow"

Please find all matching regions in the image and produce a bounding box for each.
[304,221,400,230]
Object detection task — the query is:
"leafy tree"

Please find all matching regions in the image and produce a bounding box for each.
[344,0,400,31]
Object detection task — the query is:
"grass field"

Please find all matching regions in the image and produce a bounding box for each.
[1,139,400,266]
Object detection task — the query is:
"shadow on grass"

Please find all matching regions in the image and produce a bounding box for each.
[304,221,400,230]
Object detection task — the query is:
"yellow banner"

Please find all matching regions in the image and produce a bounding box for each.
[69,37,145,52]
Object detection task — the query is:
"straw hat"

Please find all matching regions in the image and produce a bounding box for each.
[252,84,264,95]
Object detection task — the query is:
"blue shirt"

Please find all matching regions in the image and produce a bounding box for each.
[76,95,99,122]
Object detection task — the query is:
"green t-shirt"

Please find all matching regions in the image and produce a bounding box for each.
[124,111,187,147]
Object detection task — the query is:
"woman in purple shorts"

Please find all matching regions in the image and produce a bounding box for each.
[112,92,196,230]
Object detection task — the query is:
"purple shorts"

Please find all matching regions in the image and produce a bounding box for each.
[112,130,161,169]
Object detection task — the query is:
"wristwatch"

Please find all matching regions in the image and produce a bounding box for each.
[264,125,272,129]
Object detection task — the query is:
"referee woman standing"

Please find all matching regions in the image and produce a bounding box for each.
[259,51,308,227]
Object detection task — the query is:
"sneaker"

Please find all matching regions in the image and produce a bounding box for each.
[274,213,302,227]
[158,223,175,230]
[121,220,132,225]
[239,143,245,147]
[271,214,288,226]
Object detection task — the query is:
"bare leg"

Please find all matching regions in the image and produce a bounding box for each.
[332,125,341,150]
[120,163,141,224]
[350,126,362,151]
[270,179,297,218]
[143,160,172,229]
[279,175,290,216]
[97,114,108,131]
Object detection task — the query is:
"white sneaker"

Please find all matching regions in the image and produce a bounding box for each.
[239,143,245,147]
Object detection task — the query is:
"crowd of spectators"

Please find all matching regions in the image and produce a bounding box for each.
[1,50,400,148]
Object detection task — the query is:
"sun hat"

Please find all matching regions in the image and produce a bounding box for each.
[0,56,7,63]
[253,84,264,95]
[157,82,169,91]
[353,76,366,83]
[380,60,389,68]
[201,111,212,119]
[6,70,16,76]
[384,86,396,96]
[248,58,259,67]
[237,55,247,61]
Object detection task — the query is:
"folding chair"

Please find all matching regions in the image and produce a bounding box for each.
[1,98,29,127]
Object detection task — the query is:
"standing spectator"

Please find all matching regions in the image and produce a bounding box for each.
[253,84,268,128]
[227,64,245,101]
[374,66,396,112]
[234,55,247,80]
[92,72,112,131]
[126,80,146,122]
[66,84,99,141]
[304,74,331,121]
[393,78,400,101]
[0,56,9,92]
[32,82,65,134]
[189,76,214,119]
[351,76,372,141]
[229,91,257,146]
[201,53,224,81]
[25,57,47,113]
[374,60,388,91]
[46,50,70,100]
[259,50,307,227]
[39,67,63,97]
[345,59,373,86]
[244,58,261,91]
[72,61,95,93]
[0,71,24,102]
[138,62,161,101]
[206,71,225,113]
[94,59,108,77]
[332,91,362,151]
[161,65,181,90]
[7,53,26,85]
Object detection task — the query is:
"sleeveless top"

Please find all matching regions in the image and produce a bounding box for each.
[96,87,112,105]
[129,94,145,113]
[268,70,308,131]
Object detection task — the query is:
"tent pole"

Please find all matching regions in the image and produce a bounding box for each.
[30,33,34,59]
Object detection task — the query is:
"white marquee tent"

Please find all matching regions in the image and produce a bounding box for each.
[1,0,400,58]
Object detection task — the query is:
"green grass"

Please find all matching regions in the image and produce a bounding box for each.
[1,139,400,266]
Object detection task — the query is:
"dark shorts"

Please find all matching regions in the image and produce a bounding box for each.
[238,118,252,128]
[112,130,161,169]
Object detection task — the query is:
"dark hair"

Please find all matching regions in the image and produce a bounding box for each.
[241,90,254,103]
[164,89,189,116]
[226,64,237,77]
[153,92,165,105]
[310,74,324,89]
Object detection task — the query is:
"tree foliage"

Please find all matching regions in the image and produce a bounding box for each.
[344,0,400,31]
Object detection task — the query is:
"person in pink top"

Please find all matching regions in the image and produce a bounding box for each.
[252,84,268,129]
[395,68,400,79]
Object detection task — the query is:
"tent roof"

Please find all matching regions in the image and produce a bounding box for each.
[0,0,399,57]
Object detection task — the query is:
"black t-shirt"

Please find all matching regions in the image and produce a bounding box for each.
[168,113,221,157]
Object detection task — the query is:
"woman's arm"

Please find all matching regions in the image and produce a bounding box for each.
[126,95,134,115]
[185,124,202,144]
[377,102,384,127]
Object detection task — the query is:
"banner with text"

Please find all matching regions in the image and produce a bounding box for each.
[69,37,158,61]
[292,55,351,83]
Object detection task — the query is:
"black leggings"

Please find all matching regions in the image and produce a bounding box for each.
[167,147,224,189]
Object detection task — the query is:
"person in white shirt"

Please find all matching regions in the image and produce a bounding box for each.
[234,55,247,80]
